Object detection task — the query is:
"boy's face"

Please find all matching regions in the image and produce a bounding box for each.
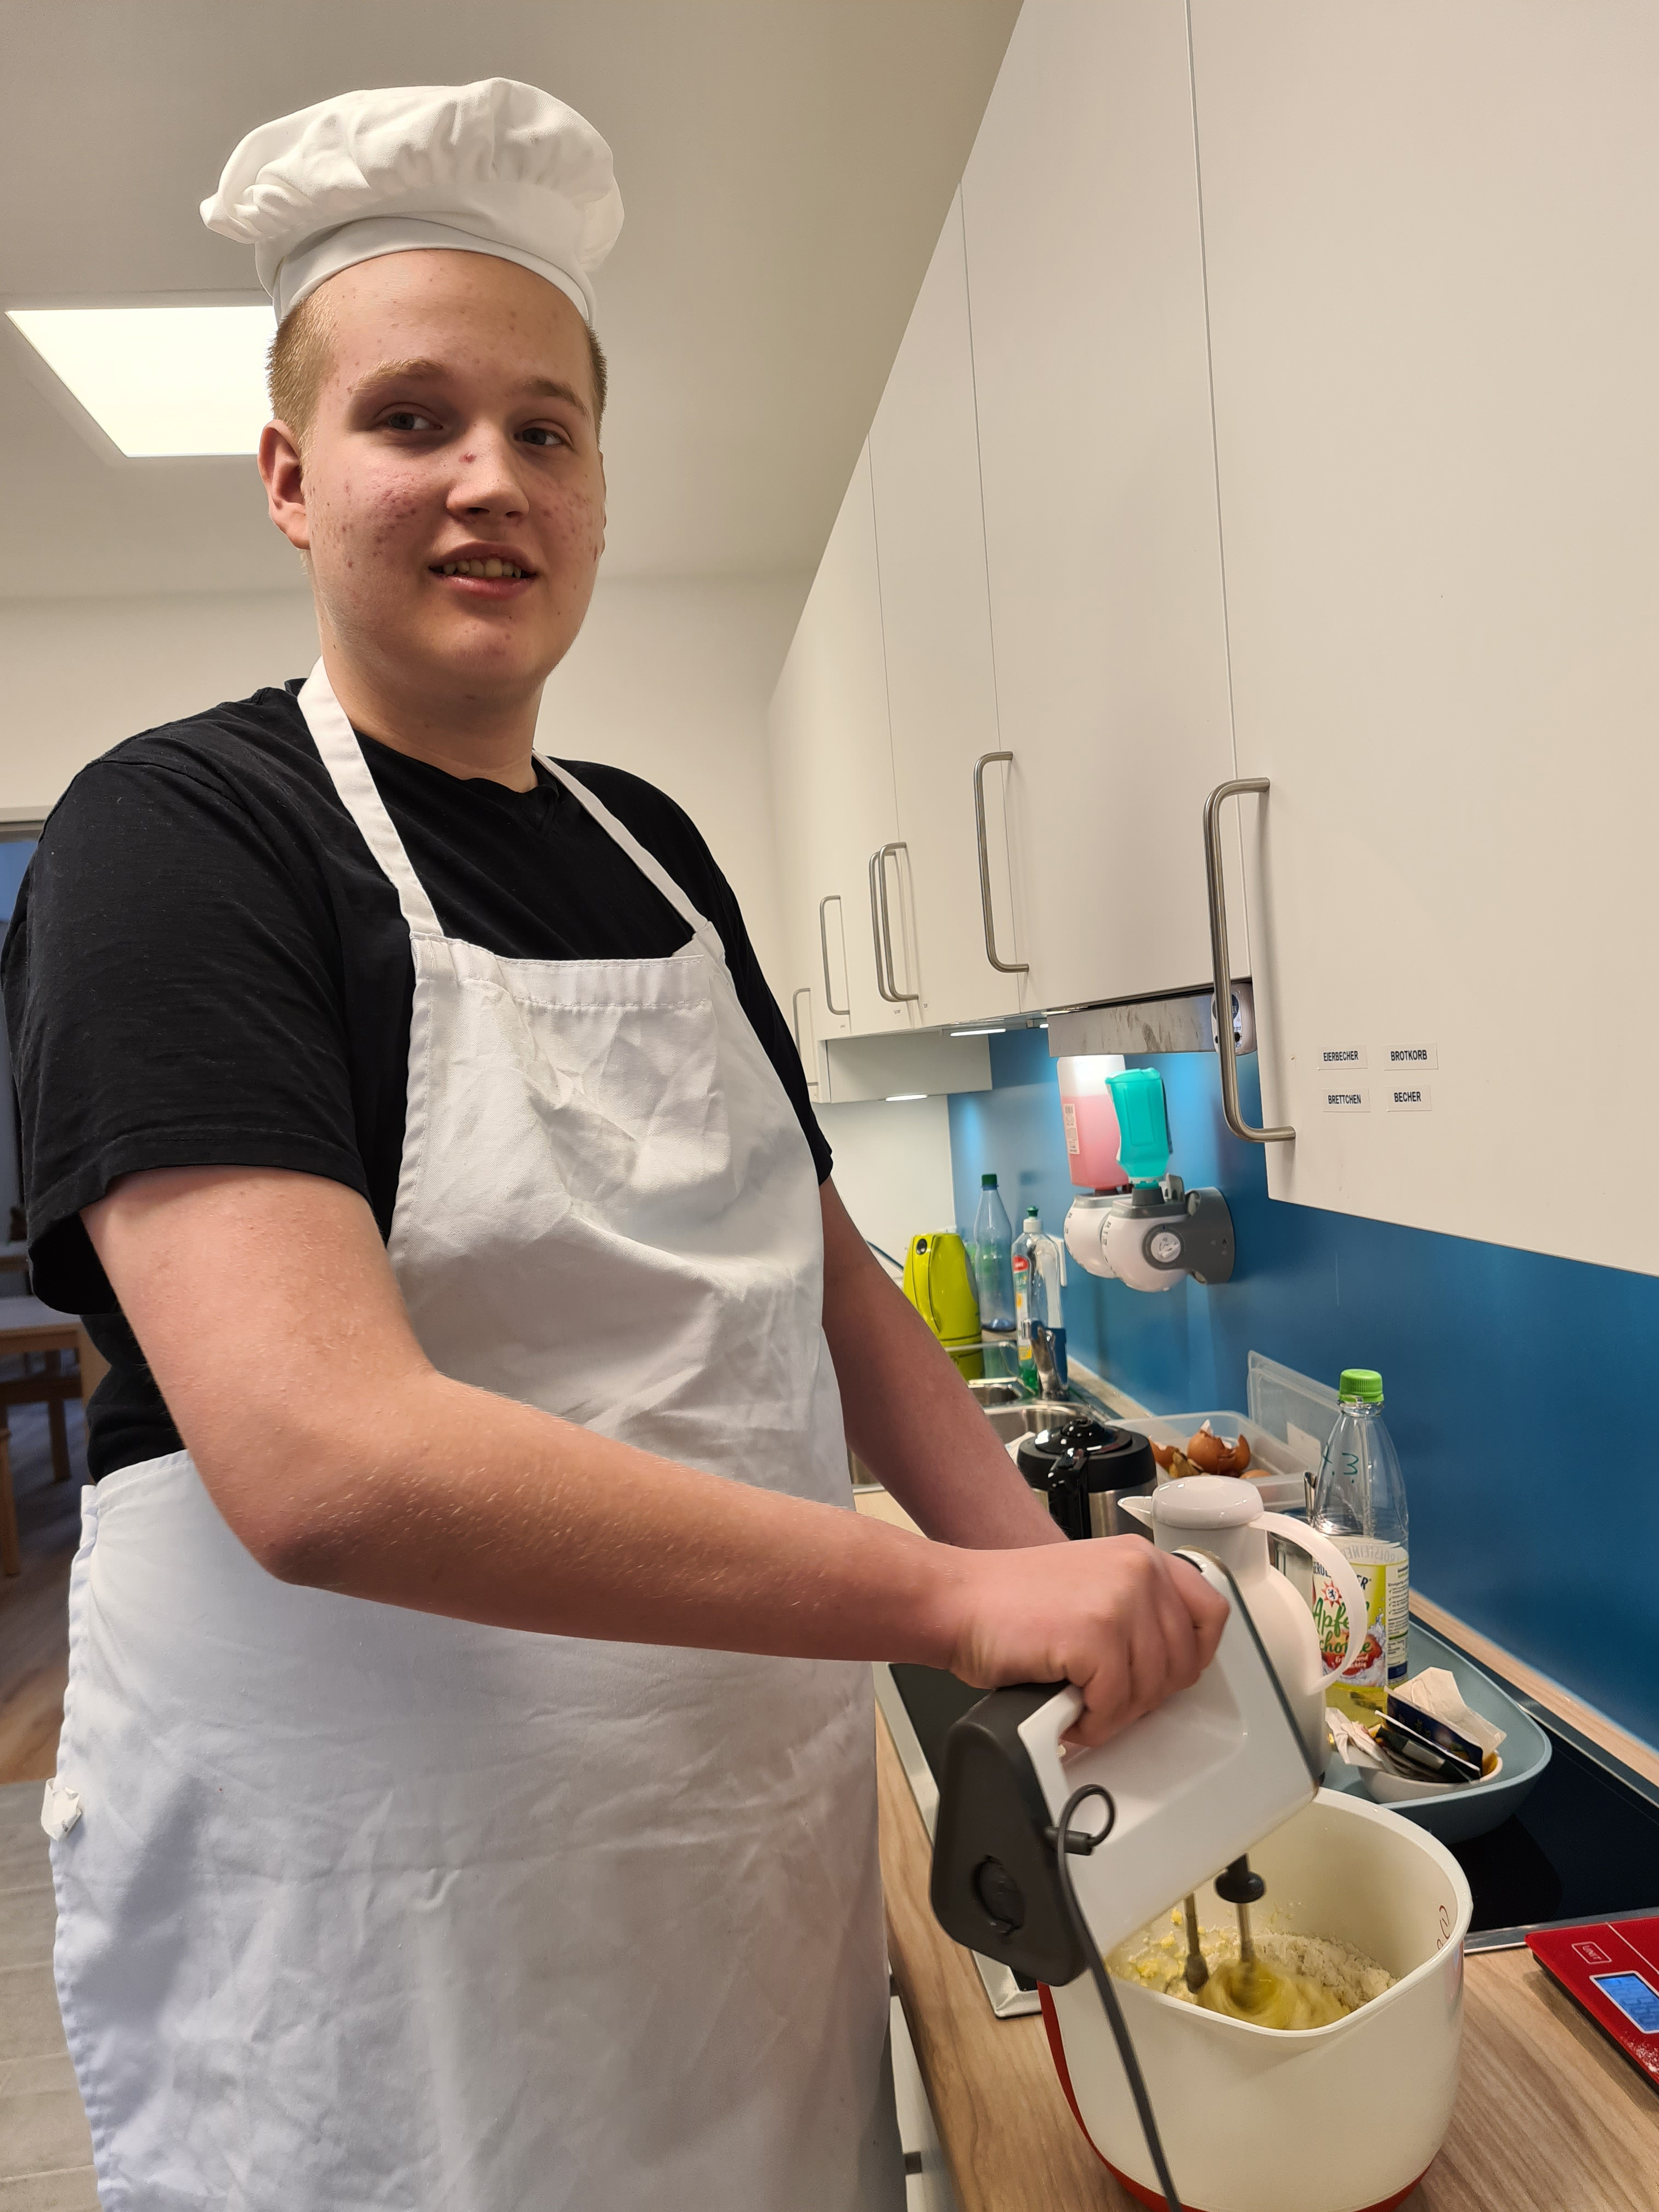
[263,249,606,706]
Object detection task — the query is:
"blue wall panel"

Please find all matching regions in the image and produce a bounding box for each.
[0,840,35,922]
[947,1029,1658,1750]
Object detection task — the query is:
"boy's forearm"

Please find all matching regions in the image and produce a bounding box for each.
[262,1363,977,1666]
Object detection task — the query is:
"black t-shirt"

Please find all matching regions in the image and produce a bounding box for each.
[2,680,830,1479]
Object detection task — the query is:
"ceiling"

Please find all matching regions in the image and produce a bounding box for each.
[0,0,1020,599]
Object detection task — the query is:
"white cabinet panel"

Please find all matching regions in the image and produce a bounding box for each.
[766,447,913,1040]
[870,192,1026,1030]
[1191,0,1659,1270]
[962,0,1243,1012]
[768,613,850,1062]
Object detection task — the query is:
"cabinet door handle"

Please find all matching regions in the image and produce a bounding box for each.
[790,986,814,1061]
[818,895,850,1017]
[1204,776,1294,1145]
[867,851,898,1002]
[879,842,919,1003]
[872,842,921,1004]
[972,752,1029,975]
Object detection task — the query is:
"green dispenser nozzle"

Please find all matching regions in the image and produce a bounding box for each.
[1105,1068,1171,1188]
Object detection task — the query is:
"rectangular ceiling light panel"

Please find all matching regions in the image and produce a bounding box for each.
[7,304,274,458]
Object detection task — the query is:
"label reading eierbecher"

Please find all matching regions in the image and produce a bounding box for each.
[1320,1045,1368,1070]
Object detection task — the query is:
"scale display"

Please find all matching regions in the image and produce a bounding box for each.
[1591,1971,1659,2036]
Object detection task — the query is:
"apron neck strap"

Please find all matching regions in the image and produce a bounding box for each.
[296,660,726,965]
[297,661,442,938]
[538,757,726,963]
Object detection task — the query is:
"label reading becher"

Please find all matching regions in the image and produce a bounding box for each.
[1387,1084,1432,1113]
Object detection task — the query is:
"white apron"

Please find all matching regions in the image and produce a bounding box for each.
[46,664,902,2212]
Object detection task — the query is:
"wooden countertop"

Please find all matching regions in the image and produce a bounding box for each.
[858,1491,1659,2211]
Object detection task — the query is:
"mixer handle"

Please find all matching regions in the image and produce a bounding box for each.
[929,1554,1324,1990]
[929,1678,1092,1988]
[1256,1513,1365,1681]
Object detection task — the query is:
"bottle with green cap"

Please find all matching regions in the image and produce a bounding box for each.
[970,1172,1015,1333]
[1311,1369,1409,1720]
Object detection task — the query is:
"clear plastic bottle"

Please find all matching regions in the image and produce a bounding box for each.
[1311,1369,1409,1710]
[972,1173,1015,1334]
[1013,1205,1069,1393]
[1012,1207,1047,1391]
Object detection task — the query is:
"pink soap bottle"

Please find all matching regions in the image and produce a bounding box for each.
[1056,1054,1132,1192]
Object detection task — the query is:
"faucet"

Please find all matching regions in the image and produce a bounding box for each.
[1030,1322,1068,1402]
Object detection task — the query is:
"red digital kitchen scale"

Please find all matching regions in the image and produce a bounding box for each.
[1526,1917,1659,2089]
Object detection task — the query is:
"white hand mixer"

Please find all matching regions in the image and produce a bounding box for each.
[929,1480,1364,2212]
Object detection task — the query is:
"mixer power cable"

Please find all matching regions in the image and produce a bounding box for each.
[1050,1782,1185,2212]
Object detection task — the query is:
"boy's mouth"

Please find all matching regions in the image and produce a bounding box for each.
[431,557,535,581]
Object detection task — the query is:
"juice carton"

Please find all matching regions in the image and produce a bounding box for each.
[1313,1538,1409,1722]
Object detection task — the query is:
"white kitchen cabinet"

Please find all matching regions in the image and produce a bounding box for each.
[868,191,1027,1030]
[961,0,1245,1013]
[767,446,916,1043]
[1189,0,1659,1272]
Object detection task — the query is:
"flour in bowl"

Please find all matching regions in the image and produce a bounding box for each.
[1111,1911,1395,2029]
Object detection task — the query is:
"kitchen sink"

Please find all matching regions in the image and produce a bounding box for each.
[981,1398,1088,1443]
[848,1380,1113,1487]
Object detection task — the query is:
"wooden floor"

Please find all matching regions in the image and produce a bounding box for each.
[1,1779,99,2209]
[0,1402,88,1788]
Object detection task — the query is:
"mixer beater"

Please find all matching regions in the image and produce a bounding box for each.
[1211,1855,1280,2013]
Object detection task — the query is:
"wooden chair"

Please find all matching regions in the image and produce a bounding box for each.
[0,1297,102,1577]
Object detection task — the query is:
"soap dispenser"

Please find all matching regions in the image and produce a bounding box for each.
[1150,1475,1366,1768]
[1062,1069,1237,1291]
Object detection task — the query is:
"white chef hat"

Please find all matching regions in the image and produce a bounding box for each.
[201,78,623,326]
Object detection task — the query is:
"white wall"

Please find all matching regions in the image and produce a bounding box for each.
[0,572,803,989]
[0,590,323,821]
[814,1095,957,1262]
[535,575,802,986]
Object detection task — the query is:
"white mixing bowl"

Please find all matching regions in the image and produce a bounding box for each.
[1039,1789,1472,2212]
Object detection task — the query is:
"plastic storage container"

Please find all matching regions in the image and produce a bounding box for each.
[1325,1618,1552,1843]
[1115,1409,1310,1514]
[1246,1350,1340,1484]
